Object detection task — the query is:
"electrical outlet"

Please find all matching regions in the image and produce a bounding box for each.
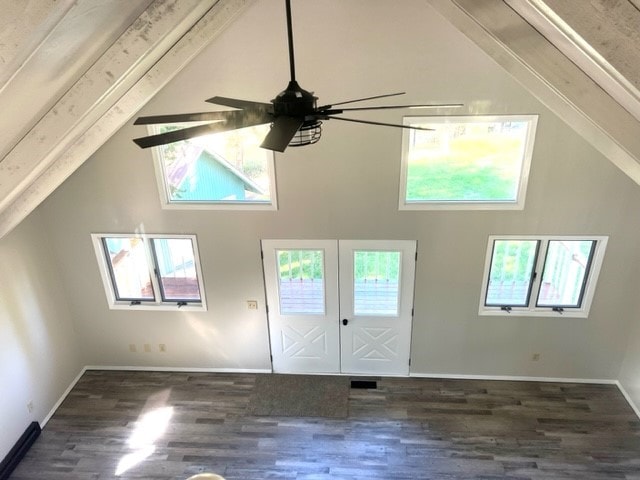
[144,343,151,353]
[27,401,34,413]
[532,353,541,361]
[247,300,258,310]
[159,344,167,353]
[129,344,137,353]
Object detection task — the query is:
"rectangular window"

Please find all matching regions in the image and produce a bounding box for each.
[536,240,595,308]
[479,235,607,317]
[92,233,206,311]
[277,249,325,315]
[399,115,537,210]
[151,124,277,210]
[485,240,539,307]
[101,237,155,302]
[353,250,401,316]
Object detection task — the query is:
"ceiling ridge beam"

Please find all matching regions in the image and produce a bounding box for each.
[0,0,256,239]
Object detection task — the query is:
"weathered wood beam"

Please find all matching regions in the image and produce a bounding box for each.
[506,0,640,122]
[427,0,640,186]
[0,0,255,239]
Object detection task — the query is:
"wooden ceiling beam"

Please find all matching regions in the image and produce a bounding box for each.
[0,0,255,239]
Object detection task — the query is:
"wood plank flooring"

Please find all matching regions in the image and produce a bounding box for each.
[9,371,640,480]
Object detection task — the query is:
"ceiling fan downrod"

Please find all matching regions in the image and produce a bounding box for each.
[276,0,322,147]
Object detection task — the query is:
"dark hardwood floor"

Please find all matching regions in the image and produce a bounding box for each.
[10,370,640,480]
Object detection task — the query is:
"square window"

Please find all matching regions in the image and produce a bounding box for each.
[399,115,538,210]
[92,234,206,311]
[479,235,607,317]
[151,124,277,210]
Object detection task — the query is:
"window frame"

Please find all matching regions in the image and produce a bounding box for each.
[478,235,608,318]
[399,114,538,211]
[149,125,278,211]
[91,233,207,311]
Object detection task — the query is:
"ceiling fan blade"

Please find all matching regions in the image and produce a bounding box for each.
[133,110,272,148]
[205,96,273,111]
[260,116,304,152]
[134,111,239,125]
[326,116,434,131]
[322,92,406,108]
[327,103,464,114]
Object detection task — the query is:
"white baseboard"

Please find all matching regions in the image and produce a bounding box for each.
[41,366,87,428]
[614,381,640,419]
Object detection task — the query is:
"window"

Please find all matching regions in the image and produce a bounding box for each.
[353,250,401,316]
[399,115,538,210]
[276,249,326,315]
[479,235,607,317]
[151,124,277,210]
[92,234,206,310]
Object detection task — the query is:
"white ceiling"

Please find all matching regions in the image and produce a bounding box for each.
[0,0,638,239]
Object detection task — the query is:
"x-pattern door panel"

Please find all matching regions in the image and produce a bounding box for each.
[281,324,328,359]
[351,327,399,361]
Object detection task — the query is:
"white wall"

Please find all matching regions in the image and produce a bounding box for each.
[37,0,640,380]
[0,208,82,460]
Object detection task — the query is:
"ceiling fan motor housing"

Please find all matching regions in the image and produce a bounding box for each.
[273,81,317,118]
[273,80,322,147]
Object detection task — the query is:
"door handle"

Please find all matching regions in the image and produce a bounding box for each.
[342,319,349,326]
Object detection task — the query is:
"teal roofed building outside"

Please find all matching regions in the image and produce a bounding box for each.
[166,147,265,202]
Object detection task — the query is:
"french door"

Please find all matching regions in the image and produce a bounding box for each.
[262,239,416,375]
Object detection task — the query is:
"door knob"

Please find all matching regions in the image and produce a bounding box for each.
[342,319,349,326]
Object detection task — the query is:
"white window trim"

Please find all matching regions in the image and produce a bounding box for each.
[149,127,278,211]
[478,235,608,318]
[399,114,538,211]
[91,233,207,311]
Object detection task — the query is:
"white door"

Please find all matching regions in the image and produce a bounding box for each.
[261,240,340,373]
[262,239,416,375]
[339,240,416,375]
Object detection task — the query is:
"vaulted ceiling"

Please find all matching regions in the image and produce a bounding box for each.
[0,0,638,239]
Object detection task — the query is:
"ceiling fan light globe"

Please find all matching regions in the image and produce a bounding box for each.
[288,120,322,147]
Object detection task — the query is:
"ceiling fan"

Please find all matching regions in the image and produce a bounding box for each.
[133,0,462,153]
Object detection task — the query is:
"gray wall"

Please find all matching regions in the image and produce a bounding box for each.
[36,0,640,386]
[0,209,82,460]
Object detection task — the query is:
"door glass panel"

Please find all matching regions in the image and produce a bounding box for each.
[353,251,401,316]
[151,238,201,301]
[485,239,539,307]
[102,237,154,301]
[536,240,595,308]
[277,250,325,314]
